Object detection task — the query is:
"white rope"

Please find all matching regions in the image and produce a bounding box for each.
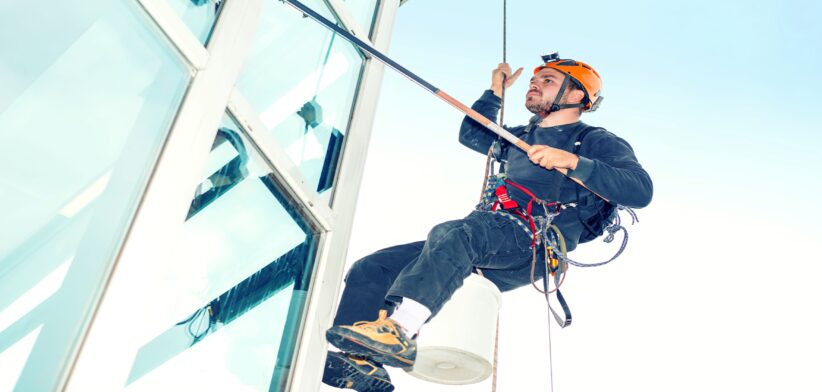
[541,256,557,392]
[547,301,555,392]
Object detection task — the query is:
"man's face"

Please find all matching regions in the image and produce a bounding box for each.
[525,68,568,113]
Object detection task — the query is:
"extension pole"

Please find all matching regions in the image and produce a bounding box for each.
[281,0,608,202]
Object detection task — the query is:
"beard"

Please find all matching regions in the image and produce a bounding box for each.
[525,95,549,113]
[525,92,576,113]
[526,101,549,113]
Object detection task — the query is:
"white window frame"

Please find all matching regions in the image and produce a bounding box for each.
[62,0,400,390]
[286,0,401,390]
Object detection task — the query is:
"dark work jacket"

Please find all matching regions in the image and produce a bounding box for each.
[459,90,653,251]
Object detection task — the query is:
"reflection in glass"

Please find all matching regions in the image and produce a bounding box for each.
[123,114,319,391]
[238,0,364,200]
[167,0,224,45]
[0,0,189,390]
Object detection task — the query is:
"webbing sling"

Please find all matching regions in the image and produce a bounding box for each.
[542,225,571,327]
[533,124,602,328]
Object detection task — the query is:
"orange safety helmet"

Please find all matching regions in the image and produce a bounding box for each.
[533,53,603,113]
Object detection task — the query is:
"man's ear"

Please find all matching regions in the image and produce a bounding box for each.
[569,88,586,104]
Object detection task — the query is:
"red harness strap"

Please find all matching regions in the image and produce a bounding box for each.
[491,179,560,247]
[494,185,518,210]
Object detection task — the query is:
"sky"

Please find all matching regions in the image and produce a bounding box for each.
[334,0,822,391]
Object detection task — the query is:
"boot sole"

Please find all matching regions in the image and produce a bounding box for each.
[326,329,415,369]
[322,352,394,392]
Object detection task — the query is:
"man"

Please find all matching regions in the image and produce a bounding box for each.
[322,55,653,391]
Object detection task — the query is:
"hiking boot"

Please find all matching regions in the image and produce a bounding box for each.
[322,351,394,392]
[325,310,417,369]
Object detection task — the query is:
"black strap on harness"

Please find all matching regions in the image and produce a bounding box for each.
[571,127,613,239]
[494,123,600,328]
[546,124,596,201]
[540,125,593,328]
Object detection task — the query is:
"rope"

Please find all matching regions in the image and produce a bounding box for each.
[541,227,567,392]
[502,0,507,64]
[499,0,507,128]
[561,206,637,268]
[492,316,500,391]
[491,2,506,392]
[474,268,501,392]
[544,273,555,392]
[480,146,494,202]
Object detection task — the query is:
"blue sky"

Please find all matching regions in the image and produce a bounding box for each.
[338,0,822,391]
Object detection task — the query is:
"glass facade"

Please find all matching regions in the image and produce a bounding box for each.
[0,0,395,390]
[343,0,380,35]
[0,0,189,390]
[238,0,366,201]
[167,0,224,44]
[119,114,319,390]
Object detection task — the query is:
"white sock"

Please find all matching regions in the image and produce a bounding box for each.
[389,297,431,337]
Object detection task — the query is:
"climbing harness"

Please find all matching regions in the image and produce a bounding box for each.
[476,171,572,320]
[475,170,569,392]
[481,124,641,288]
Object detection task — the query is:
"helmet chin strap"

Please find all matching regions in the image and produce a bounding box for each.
[537,76,585,118]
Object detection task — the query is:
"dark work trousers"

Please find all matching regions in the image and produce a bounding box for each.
[333,210,547,326]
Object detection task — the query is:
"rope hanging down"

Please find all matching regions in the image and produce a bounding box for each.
[490,4,506,392]
[485,2,555,391]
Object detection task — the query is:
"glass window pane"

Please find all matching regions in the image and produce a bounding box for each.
[0,326,43,392]
[237,0,365,202]
[78,113,321,390]
[0,0,189,390]
[166,0,224,45]
[342,0,380,36]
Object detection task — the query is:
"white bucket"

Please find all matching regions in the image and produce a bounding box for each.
[405,273,502,385]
